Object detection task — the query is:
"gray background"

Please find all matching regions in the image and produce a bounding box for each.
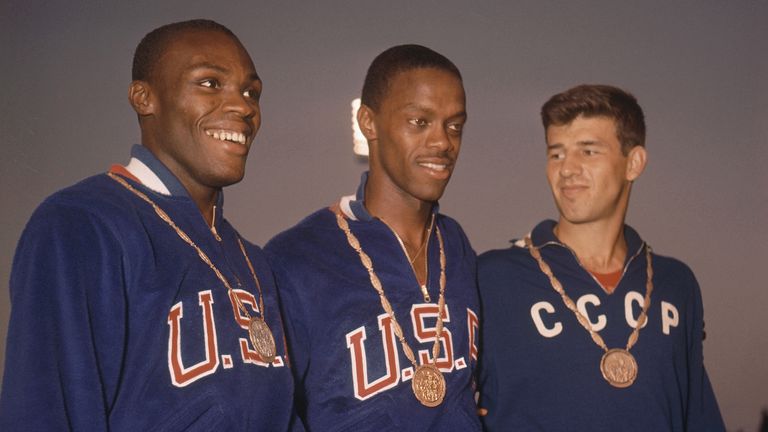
[1,0,766,430]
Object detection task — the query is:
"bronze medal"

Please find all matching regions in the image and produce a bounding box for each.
[600,348,638,388]
[412,364,446,407]
[525,236,653,389]
[337,211,449,407]
[248,317,276,363]
[108,174,280,367]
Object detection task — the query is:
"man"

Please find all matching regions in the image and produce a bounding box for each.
[478,84,725,431]
[265,45,481,431]
[0,20,300,431]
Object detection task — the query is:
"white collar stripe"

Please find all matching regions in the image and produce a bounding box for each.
[125,157,172,196]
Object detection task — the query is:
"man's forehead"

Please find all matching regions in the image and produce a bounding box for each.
[389,68,462,89]
[156,30,255,76]
[548,116,616,134]
[163,29,242,57]
[384,70,464,108]
[546,116,619,146]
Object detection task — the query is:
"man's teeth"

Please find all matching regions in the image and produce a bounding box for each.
[419,162,447,171]
[206,130,246,144]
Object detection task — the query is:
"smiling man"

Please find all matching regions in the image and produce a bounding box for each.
[0,20,301,431]
[265,45,481,431]
[477,84,725,431]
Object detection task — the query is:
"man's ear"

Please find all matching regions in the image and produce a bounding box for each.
[128,80,154,116]
[626,145,647,182]
[356,104,377,142]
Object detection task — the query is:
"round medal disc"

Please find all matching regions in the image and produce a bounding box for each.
[600,348,638,388]
[248,318,276,363]
[412,364,446,407]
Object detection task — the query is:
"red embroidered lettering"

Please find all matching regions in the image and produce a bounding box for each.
[229,289,282,367]
[346,314,400,400]
[411,303,454,372]
[467,308,479,362]
[167,290,220,387]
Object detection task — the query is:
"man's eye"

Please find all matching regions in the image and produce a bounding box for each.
[408,118,428,127]
[447,123,464,133]
[548,152,564,160]
[243,89,260,100]
[200,79,218,88]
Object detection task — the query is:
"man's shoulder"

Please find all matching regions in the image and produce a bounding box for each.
[433,212,467,236]
[476,241,535,300]
[264,207,336,253]
[650,251,692,270]
[14,174,136,275]
[648,250,698,286]
[435,212,462,228]
[32,173,133,223]
[478,240,530,269]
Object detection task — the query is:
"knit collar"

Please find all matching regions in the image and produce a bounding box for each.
[115,144,224,209]
[528,219,646,264]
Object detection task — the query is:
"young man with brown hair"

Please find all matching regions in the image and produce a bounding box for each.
[478,84,725,431]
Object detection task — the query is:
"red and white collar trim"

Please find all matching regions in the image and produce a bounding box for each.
[123,157,171,196]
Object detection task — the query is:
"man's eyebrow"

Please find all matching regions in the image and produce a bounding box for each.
[450,110,468,120]
[402,103,467,119]
[547,140,606,150]
[577,139,605,147]
[402,102,432,112]
[187,62,228,74]
[186,62,261,82]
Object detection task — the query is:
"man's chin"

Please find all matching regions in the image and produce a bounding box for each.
[211,169,247,188]
[417,187,448,204]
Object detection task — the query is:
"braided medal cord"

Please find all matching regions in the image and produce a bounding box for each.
[525,236,653,352]
[335,211,447,367]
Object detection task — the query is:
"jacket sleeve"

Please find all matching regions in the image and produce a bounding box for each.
[476,251,502,432]
[684,268,726,431]
[264,244,311,427]
[0,200,127,431]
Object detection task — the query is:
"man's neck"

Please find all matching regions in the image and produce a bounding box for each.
[139,141,220,227]
[185,183,219,227]
[364,179,432,247]
[554,219,627,274]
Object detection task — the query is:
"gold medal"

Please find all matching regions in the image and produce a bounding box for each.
[249,317,276,363]
[600,348,638,388]
[412,364,446,407]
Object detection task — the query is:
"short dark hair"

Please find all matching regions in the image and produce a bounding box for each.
[541,84,646,154]
[361,44,462,111]
[132,19,239,82]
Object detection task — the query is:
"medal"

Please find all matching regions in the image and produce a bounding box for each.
[336,210,448,407]
[249,317,277,363]
[600,348,638,388]
[525,235,653,389]
[109,172,277,365]
[412,364,446,407]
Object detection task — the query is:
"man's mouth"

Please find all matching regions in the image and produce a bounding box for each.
[418,162,449,172]
[206,129,247,145]
[560,184,588,197]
